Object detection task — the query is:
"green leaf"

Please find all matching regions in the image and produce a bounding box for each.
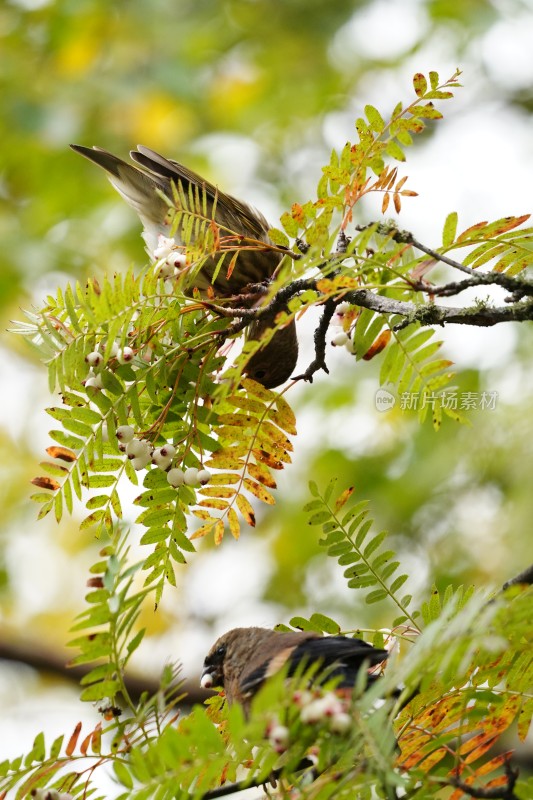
[442,211,458,247]
[365,104,385,133]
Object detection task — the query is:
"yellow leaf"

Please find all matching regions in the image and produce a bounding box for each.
[199,487,236,498]
[243,478,275,505]
[268,399,297,436]
[334,486,355,512]
[241,378,276,401]
[248,462,277,488]
[198,498,229,511]
[190,519,218,539]
[214,519,225,545]
[227,508,240,540]
[236,494,256,527]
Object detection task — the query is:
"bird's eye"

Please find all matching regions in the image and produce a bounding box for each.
[215,644,226,658]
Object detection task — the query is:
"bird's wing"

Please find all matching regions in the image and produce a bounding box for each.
[240,635,388,695]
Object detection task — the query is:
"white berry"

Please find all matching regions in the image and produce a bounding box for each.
[200,672,214,689]
[126,438,150,458]
[85,376,100,390]
[153,235,174,259]
[336,302,351,315]
[269,724,289,752]
[85,350,102,367]
[329,712,352,733]
[167,468,185,487]
[116,425,135,443]
[117,347,134,364]
[166,251,186,268]
[131,453,151,471]
[197,469,212,485]
[331,332,349,347]
[152,449,173,470]
[159,444,176,459]
[183,467,199,486]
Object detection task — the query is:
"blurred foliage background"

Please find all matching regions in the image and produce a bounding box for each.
[1,0,533,764]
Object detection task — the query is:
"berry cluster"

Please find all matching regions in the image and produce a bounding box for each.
[116,425,211,486]
[330,301,356,354]
[153,234,187,279]
[265,689,353,755]
[84,341,135,389]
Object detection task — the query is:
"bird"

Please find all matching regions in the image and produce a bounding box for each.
[200,626,389,714]
[70,144,298,388]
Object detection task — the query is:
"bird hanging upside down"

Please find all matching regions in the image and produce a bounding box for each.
[70,144,298,388]
[200,626,389,715]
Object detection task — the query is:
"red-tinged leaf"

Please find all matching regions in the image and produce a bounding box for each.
[207,218,220,251]
[248,462,276,488]
[461,734,499,763]
[456,220,489,243]
[382,192,390,214]
[475,751,514,777]
[225,251,239,281]
[416,748,447,772]
[66,721,82,756]
[192,509,212,521]
[489,213,530,236]
[80,729,92,756]
[227,507,240,540]
[236,493,256,526]
[46,445,77,462]
[214,519,225,546]
[31,476,60,491]
[280,210,299,237]
[413,72,428,97]
[363,330,391,361]
[393,192,401,213]
[243,478,275,505]
[410,258,438,280]
[334,486,354,512]
[291,202,306,223]
[400,189,418,196]
[252,448,285,470]
[91,722,102,754]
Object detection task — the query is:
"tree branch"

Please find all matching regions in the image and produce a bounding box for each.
[0,632,210,706]
[448,761,519,799]
[293,298,336,382]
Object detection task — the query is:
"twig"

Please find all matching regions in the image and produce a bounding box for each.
[293,298,336,382]
[449,761,519,799]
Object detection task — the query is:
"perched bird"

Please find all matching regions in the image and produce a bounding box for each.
[201,627,389,713]
[70,144,298,388]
